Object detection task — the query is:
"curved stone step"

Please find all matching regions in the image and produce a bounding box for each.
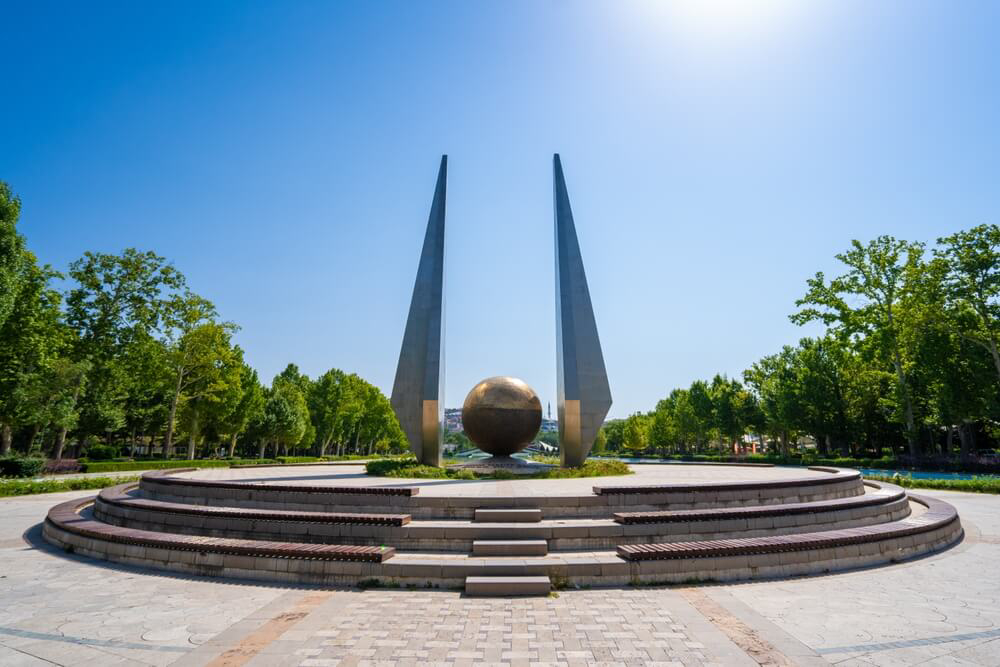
[594,466,863,506]
[46,496,394,563]
[43,492,962,588]
[474,509,541,522]
[613,482,904,524]
[95,483,911,552]
[99,483,411,525]
[465,576,550,596]
[472,540,549,556]
[137,467,868,519]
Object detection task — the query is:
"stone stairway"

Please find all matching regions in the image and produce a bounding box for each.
[42,466,964,592]
[468,507,549,593]
[465,575,551,596]
[471,540,548,556]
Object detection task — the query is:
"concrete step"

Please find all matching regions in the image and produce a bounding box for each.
[472,539,549,556]
[474,508,542,523]
[465,576,551,596]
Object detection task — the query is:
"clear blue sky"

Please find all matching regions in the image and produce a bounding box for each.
[2,1,998,418]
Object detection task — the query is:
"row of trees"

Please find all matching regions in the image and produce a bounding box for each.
[604,227,1000,461]
[0,182,406,460]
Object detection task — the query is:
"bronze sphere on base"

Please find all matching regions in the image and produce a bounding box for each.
[461,377,543,457]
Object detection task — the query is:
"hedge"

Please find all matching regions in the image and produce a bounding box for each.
[0,475,141,497]
[80,459,278,473]
[617,453,1000,474]
[0,456,46,478]
[365,457,632,480]
[864,474,1000,495]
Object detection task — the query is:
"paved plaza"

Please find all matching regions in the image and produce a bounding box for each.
[2,483,998,666]
[177,462,811,494]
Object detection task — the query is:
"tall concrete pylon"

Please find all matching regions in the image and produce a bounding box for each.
[553,154,613,467]
[390,155,447,466]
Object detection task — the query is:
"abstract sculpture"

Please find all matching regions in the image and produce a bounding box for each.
[390,155,447,466]
[553,154,613,467]
[391,155,611,468]
[461,376,543,458]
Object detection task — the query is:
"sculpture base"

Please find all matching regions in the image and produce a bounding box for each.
[448,456,555,476]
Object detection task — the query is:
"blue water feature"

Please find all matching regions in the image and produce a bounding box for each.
[597,457,1000,480]
[859,468,1000,480]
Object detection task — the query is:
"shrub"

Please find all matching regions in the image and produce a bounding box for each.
[0,474,140,497]
[42,459,83,474]
[80,458,278,473]
[865,473,1000,494]
[540,459,631,478]
[0,456,46,478]
[85,444,119,461]
[366,458,418,476]
[365,457,631,480]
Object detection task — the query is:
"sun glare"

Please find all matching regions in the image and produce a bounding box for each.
[640,0,802,42]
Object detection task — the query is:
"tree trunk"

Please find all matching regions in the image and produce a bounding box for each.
[1,424,11,456]
[780,431,789,457]
[989,337,1000,385]
[186,409,198,460]
[946,426,954,458]
[890,356,918,461]
[228,432,238,458]
[165,371,183,456]
[27,423,41,454]
[52,426,68,460]
[958,422,971,461]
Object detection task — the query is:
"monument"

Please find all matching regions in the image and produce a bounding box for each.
[553,154,613,467]
[390,154,611,467]
[390,155,446,467]
[42,156,964,594]
[461,376,543,457]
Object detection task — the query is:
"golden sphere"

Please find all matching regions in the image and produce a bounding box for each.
[461,377,543,457]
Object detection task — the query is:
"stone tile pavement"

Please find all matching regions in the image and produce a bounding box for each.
[1,489,997,666]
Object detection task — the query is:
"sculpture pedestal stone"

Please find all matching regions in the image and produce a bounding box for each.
[448,456,555,476]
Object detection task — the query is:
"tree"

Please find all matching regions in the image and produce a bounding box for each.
[687,380,715,451]
[648,396,677,453]
[0,182,27,332]
[309,368,347,456]
[165,318,243,459]
[66,249,186,444]
[936,225,1000,385]
[592,427,608,455]
[710,375,748,454]
[600,419,625,453]
[262,378,308,457]
[0,256,65,454]
[792,236,925,459]
[745,346,801,455]
[622,413,650,454]
[219,363,265,457]
[41,358,91,459]
[272,364,314,451]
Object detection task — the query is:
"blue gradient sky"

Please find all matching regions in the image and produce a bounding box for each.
[2,1,998,417]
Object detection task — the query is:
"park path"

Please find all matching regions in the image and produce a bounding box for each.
[0,488,997,666]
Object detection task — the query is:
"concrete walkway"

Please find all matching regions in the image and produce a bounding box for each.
[1,488,996,666]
